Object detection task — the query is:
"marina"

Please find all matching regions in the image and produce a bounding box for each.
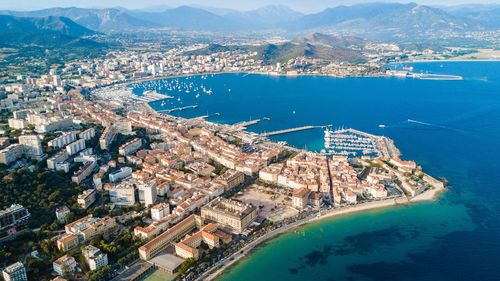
[323,127,399,158]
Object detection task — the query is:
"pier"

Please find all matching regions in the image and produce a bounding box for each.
[259,126,321,137]
[191,113,220,120]
[156,105,198,113]
[233,119,262,129]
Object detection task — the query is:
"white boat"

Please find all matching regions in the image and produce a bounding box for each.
[378,124,386,128]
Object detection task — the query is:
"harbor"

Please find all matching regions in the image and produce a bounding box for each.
[322,127,400,158]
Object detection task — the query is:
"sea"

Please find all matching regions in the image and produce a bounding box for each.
[131,61,500,281]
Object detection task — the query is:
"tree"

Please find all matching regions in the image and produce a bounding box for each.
[178,258,196,276]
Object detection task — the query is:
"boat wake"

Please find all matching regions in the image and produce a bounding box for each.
[407,119,465,133]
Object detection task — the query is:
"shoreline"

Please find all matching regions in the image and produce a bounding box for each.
[199,185,445,281]
[401,59,500,63]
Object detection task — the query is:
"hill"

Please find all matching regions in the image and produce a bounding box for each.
[257,33,367,65]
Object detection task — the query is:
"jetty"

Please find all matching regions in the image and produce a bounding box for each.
[259,125,320,137]
[190,113,220,120]
[156,105,198,113]
[233,119,262,129]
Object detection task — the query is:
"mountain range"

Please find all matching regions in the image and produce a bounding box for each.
[0,2,498,42]
[0,15,103,49]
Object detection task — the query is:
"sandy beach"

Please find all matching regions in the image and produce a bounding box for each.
[197,184,445,281]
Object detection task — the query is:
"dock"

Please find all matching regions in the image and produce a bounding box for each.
[233,119,262,129]
[259,126,319,137]
[191,113,220,120]
[156,105,198,113]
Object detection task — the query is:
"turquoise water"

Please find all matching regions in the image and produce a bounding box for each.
[132,62,500,281]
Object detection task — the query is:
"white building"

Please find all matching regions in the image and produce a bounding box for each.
[109,181,136,206]
[18,135,43,159]
[47,151,69,170]
[151,202,170,221]
[48,132,77,149]
[8,118,28,130]
[83,245,108,271]
[77,189,97,209]
[66,139,86,156]
[55,206,71,224]
[138,181,157,207]
[109,167,133,183]
[118,138,142,156]
[79,128,96,141]
[2,262,27,281]
[53,255,76,276]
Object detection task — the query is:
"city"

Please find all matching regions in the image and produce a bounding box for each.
[0,1,499,281]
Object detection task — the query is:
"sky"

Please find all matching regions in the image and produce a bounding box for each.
[0,0,497,13]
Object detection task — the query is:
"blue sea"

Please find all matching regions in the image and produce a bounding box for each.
[132,62,500,281]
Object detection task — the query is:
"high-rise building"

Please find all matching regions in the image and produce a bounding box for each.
[18,135,43,159]
[2,262,27,281]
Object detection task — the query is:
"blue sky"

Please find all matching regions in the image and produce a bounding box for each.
[0,0,497,12]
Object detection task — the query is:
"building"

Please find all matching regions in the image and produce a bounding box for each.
[139,215,202,261]
[138,181,157,207]
[174,223,222,259]
[119,138,142,156]
[151,203,170,221]
[48,132,77,149]
[55,206,70,224]
[109,181,136,206]
[292,188,311,210]
[53,255,76,276]
[217,169,245,191]
[77,189,97,209]
[201,198,257,233]
[56,234,79,252]
[72,161,97,184]
[0,204,30,231]
[83,245,108,271]
[99,127,116,150]
[109,167,132,183]
[47,151,69,170]
[18,135,43,159]
[8,118,28,130]
[57,215,116,251]
[66,139,86,156]
[0,144,25,165]
[79,128,96,141]
[2,262,27,281]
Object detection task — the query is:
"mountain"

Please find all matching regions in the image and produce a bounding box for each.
[287,2,472,40]
[224,5,304,29]
[128,6,243,31]
[0,3,494,38]
[257,33,366,65]
[0,15,102,48]
[444,4,500,28]
[0,7,159,32]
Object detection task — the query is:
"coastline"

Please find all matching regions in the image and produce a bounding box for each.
[198,184,445,281]
[97,68,449,281]
[403,59,500,63]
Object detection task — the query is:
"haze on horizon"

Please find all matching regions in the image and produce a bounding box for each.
[1,0,498,13]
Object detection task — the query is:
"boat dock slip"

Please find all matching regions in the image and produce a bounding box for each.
[156,105,198,113]
[259,126,318,137]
